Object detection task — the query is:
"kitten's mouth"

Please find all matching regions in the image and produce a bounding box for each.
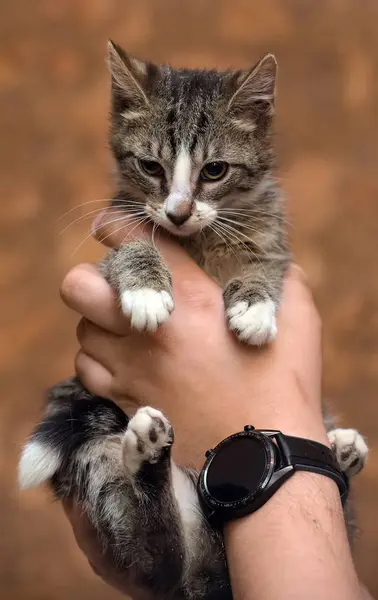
[150,215,203,237]
[146,204,216,237]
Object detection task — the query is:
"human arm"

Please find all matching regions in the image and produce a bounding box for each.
[60,211,366,599]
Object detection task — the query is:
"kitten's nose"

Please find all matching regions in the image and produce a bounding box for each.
[166,211,191,227]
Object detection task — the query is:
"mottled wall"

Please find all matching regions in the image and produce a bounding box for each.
[1,1,377,598]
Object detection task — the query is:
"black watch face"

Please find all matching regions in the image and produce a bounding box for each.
[204,435,272,504]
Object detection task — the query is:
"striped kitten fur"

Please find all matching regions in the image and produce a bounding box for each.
[19,42,368,600]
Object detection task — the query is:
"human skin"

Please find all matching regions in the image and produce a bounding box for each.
[60,210,366,599]
[62,215,327,466]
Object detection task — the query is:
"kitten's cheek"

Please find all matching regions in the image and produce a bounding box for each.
[75,351,114,400]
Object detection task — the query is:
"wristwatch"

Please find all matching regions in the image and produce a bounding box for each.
[198,426,349,524]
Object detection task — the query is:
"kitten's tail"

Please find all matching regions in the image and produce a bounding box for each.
[19,439,61,489]
[18,377,128,490]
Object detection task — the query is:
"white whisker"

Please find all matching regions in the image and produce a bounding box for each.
[218,208,292,228]
[214,220,267,276]
[151,222,160,249]
[217,217,282,250]
[57,198,145,223]
[118,216,151,246]
[57,199,114,223]
[59,208,146,235]
[217,216,283,254]
[209,222,244,268]
[97,216,150,247]
[71,214,146,256]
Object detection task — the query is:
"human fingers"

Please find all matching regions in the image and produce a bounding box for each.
[75,350,114,399]
[75,319,129,373]
[60,263,130,335]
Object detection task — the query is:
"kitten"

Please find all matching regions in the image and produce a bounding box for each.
[19,42,368,600]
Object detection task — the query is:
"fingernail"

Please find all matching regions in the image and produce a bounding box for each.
[91,210,106,235]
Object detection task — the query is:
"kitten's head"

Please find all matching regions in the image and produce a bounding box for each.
[108,41,277,237]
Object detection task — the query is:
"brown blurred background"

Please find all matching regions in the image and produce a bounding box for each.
[1,0,377,598]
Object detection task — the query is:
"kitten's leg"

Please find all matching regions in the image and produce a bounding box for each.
[102,240,174,331]
[117,407,230,598]
[223,259,287,346]
[19,383,186,594]
[18,382,232,598]
[328,428,368,477]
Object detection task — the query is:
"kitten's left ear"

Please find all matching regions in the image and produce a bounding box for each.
[228,54,277,121]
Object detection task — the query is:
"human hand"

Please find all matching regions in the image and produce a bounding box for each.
[60,208,326,596]
[61,208,327,471]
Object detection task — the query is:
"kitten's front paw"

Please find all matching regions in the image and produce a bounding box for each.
[227,298,277,346]
[121,288,174,332]
[328,428,368,477]
[122,407,174,474]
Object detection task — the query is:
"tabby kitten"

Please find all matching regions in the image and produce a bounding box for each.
[19,42,368,600]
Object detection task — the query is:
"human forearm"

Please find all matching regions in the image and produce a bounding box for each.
[225,471,361,600]
[62,213,366,599]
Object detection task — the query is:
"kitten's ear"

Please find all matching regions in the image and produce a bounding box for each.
[228,54,277,122]
[108,40,149,109]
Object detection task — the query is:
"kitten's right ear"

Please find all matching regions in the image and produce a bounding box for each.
[107,40,149,109]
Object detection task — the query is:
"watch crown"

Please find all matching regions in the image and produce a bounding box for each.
[205,449,213,458]
[244,425,255,432]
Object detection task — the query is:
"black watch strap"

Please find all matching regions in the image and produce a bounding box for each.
[279,433,349,502]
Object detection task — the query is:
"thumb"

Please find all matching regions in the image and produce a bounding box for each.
[92,208,151,248]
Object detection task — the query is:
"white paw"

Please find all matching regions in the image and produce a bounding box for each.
[121,288,174,331]
[328,428,368,477]
[227,298,277,346]
[122,406,173,474]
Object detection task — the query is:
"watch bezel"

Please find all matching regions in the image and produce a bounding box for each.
[199,430,276,514]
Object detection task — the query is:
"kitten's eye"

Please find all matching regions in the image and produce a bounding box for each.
[200,162,228,182]
[139,160,164,177]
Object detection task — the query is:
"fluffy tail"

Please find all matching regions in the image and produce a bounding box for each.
[19,440,62,489]
[18,377,128,490]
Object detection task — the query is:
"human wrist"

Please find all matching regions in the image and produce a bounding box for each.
[214,395,328,448]
[224,471,360,600]
[237,381,328,446]
[169,391,328,470]
[224,468,343,537]
[251,411,330,447]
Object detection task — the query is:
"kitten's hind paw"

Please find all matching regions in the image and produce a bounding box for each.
[122,407,174,474]
[227,298,277,346]
[121,288,174,332]
[328,428,368,477]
